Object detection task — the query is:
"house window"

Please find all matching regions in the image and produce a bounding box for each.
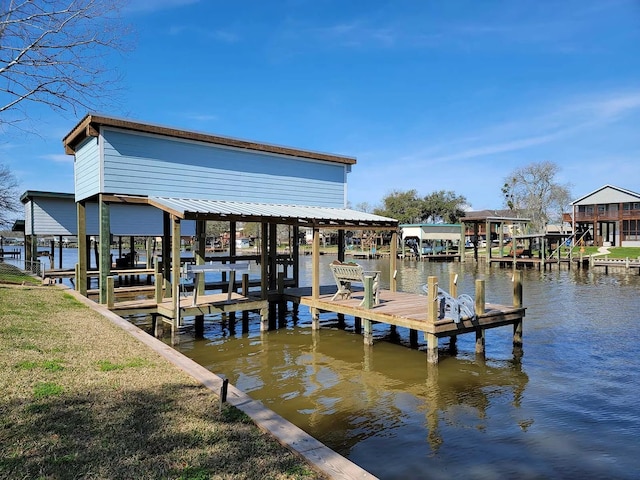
[623,220,639,241]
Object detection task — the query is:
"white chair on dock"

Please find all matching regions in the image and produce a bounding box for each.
[329,260,380,305]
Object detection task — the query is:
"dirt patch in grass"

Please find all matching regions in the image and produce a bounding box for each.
[0,284,322,479]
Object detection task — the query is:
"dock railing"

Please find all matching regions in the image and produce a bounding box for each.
[24,259,44,278]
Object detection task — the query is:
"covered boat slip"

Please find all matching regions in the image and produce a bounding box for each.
[88,193,400,329]
[62,113,524,364]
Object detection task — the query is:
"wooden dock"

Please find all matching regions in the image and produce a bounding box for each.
[282,272,525,364]
[110,292,268,320]
[489,256,571,269]
[573,256,640,274]
[95,268,525,365]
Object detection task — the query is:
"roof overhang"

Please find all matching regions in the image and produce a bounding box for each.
[462,216,531,223]
[63,113,357,166]
[20,190,75,204]
[102,195,399,230]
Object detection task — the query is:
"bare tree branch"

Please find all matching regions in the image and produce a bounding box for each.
[0,162,19,228]
[0,0,130,126]
[502,161,573,232]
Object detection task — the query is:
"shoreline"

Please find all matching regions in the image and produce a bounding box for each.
[60,283,377,480]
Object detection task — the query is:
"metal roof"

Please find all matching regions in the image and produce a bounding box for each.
[143,196,398,229]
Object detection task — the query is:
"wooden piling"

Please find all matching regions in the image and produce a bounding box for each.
[449,270,458,348]
[513,270,523,347]
[363,275,374,309]
[155,273,164,304]
[409,329,418,348]
[106,276,114,309]
[475,279,486,355]
[363,319,373,345]
[242,273,249,330]
[426,276,439,364]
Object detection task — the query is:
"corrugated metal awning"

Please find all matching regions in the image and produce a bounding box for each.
[140,196,398,229]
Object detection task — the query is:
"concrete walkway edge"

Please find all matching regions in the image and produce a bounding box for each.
[62,286,378,480]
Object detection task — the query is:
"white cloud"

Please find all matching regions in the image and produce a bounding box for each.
[41,154,72,164]
[124,0,201,14]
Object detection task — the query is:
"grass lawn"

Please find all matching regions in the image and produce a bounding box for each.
[0,262,41,285]
[0,284,322,479]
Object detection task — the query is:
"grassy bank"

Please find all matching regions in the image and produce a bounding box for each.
[0,284,321,479]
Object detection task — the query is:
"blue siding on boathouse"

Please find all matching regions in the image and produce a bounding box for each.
[100,128,347,208]
[74,137,101,201]
[25,197,76,236]
[23,194,195,236]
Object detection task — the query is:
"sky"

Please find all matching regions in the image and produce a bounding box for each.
[2,0,640,217]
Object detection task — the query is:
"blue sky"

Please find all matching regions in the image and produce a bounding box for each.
[3,0,640,214]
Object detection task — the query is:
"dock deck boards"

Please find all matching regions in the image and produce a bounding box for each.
[285,286,525,337]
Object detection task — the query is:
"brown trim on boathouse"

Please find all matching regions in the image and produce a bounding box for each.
[63,113,357,165]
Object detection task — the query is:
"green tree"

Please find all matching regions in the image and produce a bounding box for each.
[422,190,467,223]
[374,189,425,224]
[375,189,467,224]
[502,160,572,232]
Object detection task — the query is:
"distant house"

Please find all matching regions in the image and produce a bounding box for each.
[570,184,640,247]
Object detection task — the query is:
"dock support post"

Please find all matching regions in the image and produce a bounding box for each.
[426,276,439,364]
[106,276,114,309]
[155,273,163,304]
[363,275,374,309]
[475,279,486,356]
[195,315,204,338]
[448,270,458,351]
[513,270,523,347]
[390,230,398,292]
[241,273,249,332]
[77,201,87,296]
[409,329,418,348]
[277,272,286,327]
[153,315,162,338]
[98,195,111,305]
[426,333,438,364]
[363,319,373,345]
[195,220,206,297]
[260,306,269,332]
[354,317,362,334]
[449,335,457,353]
[171,216,181,327]
[311,228,320,301]
[449,270,458,297]
[311,307,320,330]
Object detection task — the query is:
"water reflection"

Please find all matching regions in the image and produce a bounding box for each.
[14,249,639,478]
[166,257,640,479]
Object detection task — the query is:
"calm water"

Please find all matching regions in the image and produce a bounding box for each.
[7,249,640,478]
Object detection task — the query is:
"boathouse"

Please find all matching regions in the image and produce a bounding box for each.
[399,223,465,261]
[461,211,530,262]
[20,190,195,271]
[62,114,398,321]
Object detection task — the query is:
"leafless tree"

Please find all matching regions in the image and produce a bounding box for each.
[502,160,572,233]
[0,0,128,127]
[0,162,19,227]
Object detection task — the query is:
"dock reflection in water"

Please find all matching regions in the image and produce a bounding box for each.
[132,257,640,479]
